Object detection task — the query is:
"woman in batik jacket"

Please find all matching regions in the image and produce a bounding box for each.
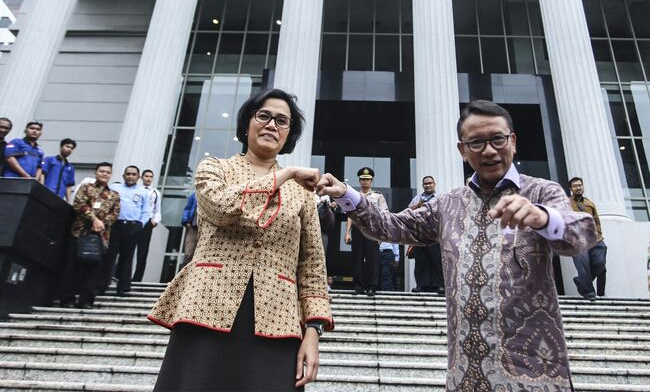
[149,89,333,391]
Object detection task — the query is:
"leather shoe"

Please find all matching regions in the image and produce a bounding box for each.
[366,288,376,297]
[411,287,422,293]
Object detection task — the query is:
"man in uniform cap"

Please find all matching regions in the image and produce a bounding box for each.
[344,167,388,296]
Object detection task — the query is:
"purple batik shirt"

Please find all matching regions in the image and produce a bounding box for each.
[334,165,597,392]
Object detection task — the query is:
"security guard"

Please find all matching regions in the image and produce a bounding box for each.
[3,121,44,178]
[344,167,388,296]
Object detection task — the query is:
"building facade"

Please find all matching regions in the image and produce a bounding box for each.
[1,0,649,296]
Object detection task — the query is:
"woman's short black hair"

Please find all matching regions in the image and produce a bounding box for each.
[236,88,305,155]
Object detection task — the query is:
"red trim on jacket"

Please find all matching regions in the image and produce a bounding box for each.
[277,274,295,284]
[147,315,302,339]
[195,263,224,268]
[240,172,281,228]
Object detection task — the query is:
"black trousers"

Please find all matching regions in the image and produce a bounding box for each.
[351,226,379,290]
[102,220,142,293]
[58,237,102,306]
[133,221,153,282]
[413,244,444,290]
[153,278,303,391]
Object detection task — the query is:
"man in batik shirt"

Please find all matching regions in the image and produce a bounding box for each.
[59,162,120,309]
[318,100,597,392]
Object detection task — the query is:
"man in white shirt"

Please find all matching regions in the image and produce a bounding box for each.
[133,169,161,282]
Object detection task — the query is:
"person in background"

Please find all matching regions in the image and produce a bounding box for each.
[569,177,607,300]
[133,169,162,282]
[41,138,76,201]
[3,121,44,178]
[148,88,333,391]
[101,165,151,296]
[179,191,198,270]
[408,176,444,294]
[378,241,399,291]
[317,99,597,391]
[345,167,387,296]
[0,117,12,175]
[58,162,120,309]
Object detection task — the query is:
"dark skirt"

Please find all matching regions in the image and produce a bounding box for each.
[153,278,303,392]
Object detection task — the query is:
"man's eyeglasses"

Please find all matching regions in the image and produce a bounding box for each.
[253,110,291,129]
[461,133,513,153]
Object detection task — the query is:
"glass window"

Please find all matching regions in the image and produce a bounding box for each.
[477,0,503,36]
[622,85,643,137]
[481,37,509,73]
[215,33,244,73]
[611,40,644,82]
[375,35,400,72]
[617,138,643,191]
[402,35,414,75]
[401,0,413,34]
[582,0,607,38]
[188,33,219,74]
[222,0,248,31]
[532,38,550,74]
[321,34,347,71]
[591,39,617,82]
[375,0,400,34]
[240,33,269,75]
[508,38,535,74]
[349,0,373,33]
[166,128,196,179]
[503,0,529,36]
[605,86,632,137]
[272,0,283,31]
[527,1,544,36]
[630,82,650,138]
[602,0,633,38]
[248,0,274,31]
[638,41,650,78]
[629,0,650,39]
[453,0,478,35]
[634,138,650,188]
[630,199,650,221]
[197,0,226,31]
[323,0,349,33]
[178,79,210,127]
[348,35,373,71]
[267,33,279,70]
[456,36,482,74]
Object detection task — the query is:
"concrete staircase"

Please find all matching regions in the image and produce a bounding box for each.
[0,282,649,391]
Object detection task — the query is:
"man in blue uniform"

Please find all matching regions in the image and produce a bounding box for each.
[100,165,151,296]
[41,138,76,201]
[3,121,44,178]
[0,117,12,175]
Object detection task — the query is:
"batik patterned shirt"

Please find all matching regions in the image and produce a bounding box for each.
[345,172,597,392]
[70,181,120,247]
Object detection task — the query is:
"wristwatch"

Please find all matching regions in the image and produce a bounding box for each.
[305,321,324,337]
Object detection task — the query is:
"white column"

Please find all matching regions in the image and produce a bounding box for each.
[111,0,197,179]
[412,0,464,194]
[0,0,76,139]
[273,0,323,169]
[539,0,628,219]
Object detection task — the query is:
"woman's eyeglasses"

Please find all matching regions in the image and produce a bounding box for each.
[253,110,291,129]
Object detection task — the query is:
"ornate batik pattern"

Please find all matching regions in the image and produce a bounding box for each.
[349,173,597,392]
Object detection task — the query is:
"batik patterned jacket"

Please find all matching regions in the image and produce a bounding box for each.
[148,155,333,338]
[70,181,120,248]
[347,173,596,392]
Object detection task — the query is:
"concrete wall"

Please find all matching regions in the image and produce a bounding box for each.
[31,0,154,169]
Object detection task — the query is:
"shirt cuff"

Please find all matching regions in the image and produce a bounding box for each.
[534,205,565,240]
[333,185,361,212]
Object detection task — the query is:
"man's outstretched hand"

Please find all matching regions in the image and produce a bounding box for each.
[316,173,347,198]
